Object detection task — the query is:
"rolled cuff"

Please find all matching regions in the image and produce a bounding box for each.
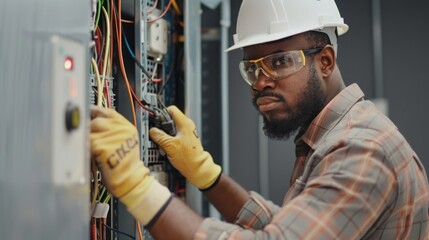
[121,176,172,226]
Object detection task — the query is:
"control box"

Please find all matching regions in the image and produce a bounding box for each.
[50,35,87,186]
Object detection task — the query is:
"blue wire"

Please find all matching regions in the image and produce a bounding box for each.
[122,31,136,59]
[122,29,152,78]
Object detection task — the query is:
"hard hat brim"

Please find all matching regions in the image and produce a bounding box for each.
[225,24,349,52]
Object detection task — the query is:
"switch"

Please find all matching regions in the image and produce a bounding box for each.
[65,103,80,131]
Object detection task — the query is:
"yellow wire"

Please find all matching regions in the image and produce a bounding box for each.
[171,0,181,15]
[99,7,111,108]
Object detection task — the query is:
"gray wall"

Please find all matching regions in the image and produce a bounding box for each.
[227,0,429,205]
[0,0,90,239]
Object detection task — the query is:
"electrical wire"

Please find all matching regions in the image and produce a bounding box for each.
[95,27,104,67]
[99,7,111,108]
[103,193,112,203]
[151,61,158,80]
[137,220,144,240]
[98,186,106,202]
[147,0,158,14]
[91,218,97,240]
[92,87,108,107]
[121,19,134,23]
[158,50,176,95]
[113,0,137,125]
[102,218,107,240]
[103,75,112,108]
[131,89,156,115]
[94,27,101,63]
[147,0,172,23]
[171,0,181,15]
[113,1,143,237]
[159,61,176,96]
[102,223,136,240]
[90,162,99,217]
[94,0,103,30]
[115,5,156,115]
[120,28,156,114]
[91,58,104,107]
[122,30,152,79]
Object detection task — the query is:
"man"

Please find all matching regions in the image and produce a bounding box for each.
[90,0,429,239]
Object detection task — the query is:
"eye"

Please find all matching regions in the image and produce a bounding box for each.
[271,55,294,68]
[244,63,257,73]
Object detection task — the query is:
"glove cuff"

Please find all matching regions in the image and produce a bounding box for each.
[199,171,222,192]
[121,176,172,226]
[195,160,222,189]
[144,194,174,230]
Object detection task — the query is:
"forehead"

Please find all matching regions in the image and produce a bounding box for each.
[242,34,309,60]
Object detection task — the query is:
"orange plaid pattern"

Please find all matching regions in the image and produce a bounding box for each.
[195,84,429,239]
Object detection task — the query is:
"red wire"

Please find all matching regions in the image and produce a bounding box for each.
[103,80,112,108]
[130,88,155,115]
[91,218,97,240]
[95,28,102,57]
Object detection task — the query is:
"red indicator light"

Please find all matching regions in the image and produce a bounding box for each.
[64,57,74,71]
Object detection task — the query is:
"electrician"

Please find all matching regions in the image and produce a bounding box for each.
[90,0,429,239]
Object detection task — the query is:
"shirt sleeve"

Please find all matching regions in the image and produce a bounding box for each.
[234,191,281,229]
[193,139,397,240]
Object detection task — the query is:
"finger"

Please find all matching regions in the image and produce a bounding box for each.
[90,116,110,133]
[149,127,173,145]
[91,105,128,122]
[89,132,106,163]
[166,105,192,130]
[90,105,109,119]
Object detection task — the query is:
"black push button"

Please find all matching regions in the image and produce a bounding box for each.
[65,103,80,131]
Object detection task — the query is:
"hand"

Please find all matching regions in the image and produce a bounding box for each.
[90,106,171,226]
[149,106,221,190]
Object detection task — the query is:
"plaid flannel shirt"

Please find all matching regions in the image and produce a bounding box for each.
[194,84,429,239]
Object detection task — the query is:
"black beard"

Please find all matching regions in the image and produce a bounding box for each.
[252,63,326,140]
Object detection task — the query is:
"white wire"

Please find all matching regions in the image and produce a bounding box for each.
[91,58,104,107]
[98,7,111,108]
[151,61,158,80]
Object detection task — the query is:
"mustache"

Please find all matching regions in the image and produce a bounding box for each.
[252,91,285,106]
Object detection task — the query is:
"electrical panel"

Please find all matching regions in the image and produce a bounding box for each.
[1,0,204,239]
[89,0,187,239]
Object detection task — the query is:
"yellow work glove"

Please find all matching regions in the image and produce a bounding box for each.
[90,106,171,226]
[149,106,222,190]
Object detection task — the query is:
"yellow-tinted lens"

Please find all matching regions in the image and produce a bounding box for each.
[239,50,306,86]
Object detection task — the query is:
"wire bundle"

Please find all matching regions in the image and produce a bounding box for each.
[90,0,179,239]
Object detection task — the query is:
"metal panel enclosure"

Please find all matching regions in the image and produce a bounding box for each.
[0,1,90,239]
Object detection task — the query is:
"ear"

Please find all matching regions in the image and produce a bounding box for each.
[319,45,336,78]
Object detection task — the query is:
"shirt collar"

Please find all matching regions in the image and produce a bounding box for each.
[298,83,365,149]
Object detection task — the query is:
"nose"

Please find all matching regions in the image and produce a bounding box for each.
[251,67,275,91]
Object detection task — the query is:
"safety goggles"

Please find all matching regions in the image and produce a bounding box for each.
[239,48,323,86]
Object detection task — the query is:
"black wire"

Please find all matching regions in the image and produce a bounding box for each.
[158,47,175,95]
[102,223,136,240]
[122,30,152,79]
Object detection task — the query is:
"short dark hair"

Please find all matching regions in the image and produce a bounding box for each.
[304,31,331,49]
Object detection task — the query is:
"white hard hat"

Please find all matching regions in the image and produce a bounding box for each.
[226,0,349,52]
